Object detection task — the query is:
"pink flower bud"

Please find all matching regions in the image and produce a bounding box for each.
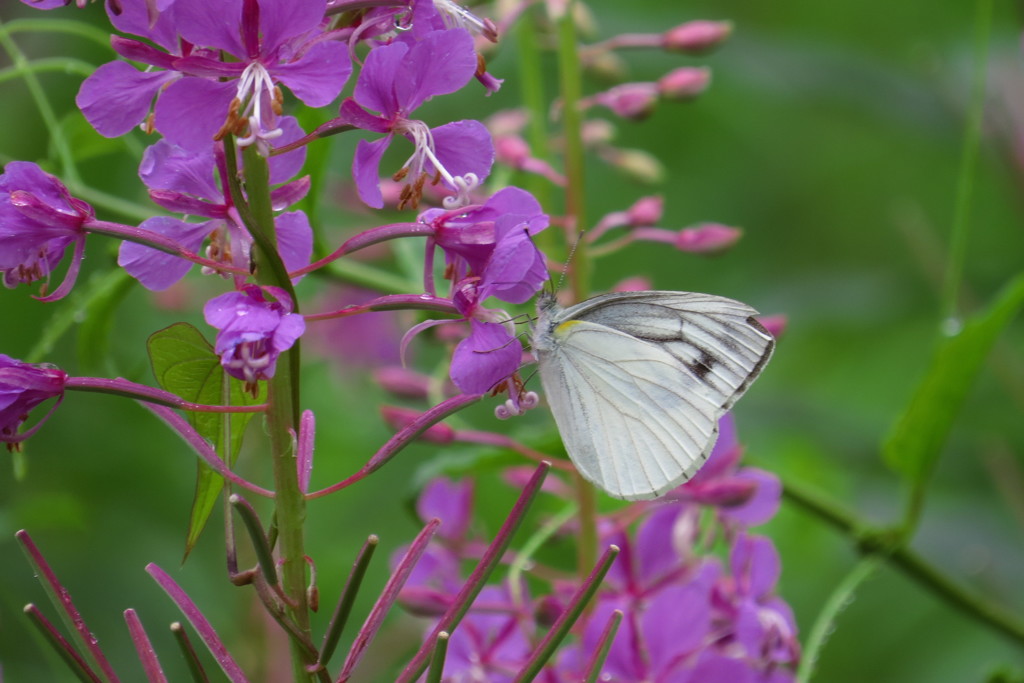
[373,367,432,399]
[495,134,531,167]
[380,405,455,444]
[756,314,787,338]
[612,276,653,292]
[626,195,664,227]
[592,83,659,120]
[675,223,742,253]
[657,67,711,101]
[662,20,733,53]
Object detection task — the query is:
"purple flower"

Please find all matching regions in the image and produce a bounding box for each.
[0,162,93,301]
[78,0,350,151]
[716,533,800,678]
[676,415,782,527]
[203,284,305,389]
[0,355,68,446]
[118,132,312,290]
[422,186,549,304]
[338,28,494,209]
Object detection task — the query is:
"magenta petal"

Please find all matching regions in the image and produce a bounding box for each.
[449,320,521,394]
[354,40,409,115]
[266,116,308,185]
[76,62,176,138]
[731,533,780,599]
[719,468,781,527]
[108,0,181,50]
[416,478,473,541]
[429,120,495,186]
[154,78,236,151]
[273,39,351,108]
[681,652,757,683]
[338,98,391,133]
[352,135,392,209]
[274,211,313,279]
[173,0,245,55]
[396,29,477,112]
[634,506,684,586]
[643,583,710,674]
[139,140,219,200]
[259,0,327,54]
[118,217,214,290]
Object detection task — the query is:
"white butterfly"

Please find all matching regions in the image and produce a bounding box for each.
[532,290,774,501]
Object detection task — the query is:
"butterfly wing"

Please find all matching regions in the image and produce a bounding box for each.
[536,291,773,500]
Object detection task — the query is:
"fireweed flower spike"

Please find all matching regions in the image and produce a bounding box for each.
[337,27,494,209]
[203,285,305,392]
[0,162,94,301]
[78,0,351,151]
[118,133,312,290]
[0,355,68,447]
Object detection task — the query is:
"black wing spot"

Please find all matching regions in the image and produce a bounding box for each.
[686,350,716,380]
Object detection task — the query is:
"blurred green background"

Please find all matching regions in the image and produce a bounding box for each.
[2,0,1024,680]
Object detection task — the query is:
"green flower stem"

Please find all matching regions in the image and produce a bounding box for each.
[942,0,993,325]
[514,10,554,245]
[796,556,881,683]
[555,0,589,299]
[554,0,598,579]
[229,142,314,680]
[782,476,1024,648]
[0,18,78,185]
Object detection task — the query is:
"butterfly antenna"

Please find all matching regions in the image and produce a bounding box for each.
[554,228,586,294]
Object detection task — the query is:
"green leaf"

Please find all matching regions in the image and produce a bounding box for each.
[146,322,265,557]
[884,273,1024,485]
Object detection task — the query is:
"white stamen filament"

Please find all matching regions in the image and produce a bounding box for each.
[234,62,283,148]
[397,119,482,209]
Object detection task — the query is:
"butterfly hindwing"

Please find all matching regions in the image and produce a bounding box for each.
[534,291,774,500]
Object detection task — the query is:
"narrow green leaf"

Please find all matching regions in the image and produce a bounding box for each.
[146,322,265,556]
[884,274,1024,485]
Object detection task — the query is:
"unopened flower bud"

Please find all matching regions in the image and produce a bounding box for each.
[657,67,711,101]
[398,586,453,617]
[612,276,653,292]
[601,147,664,184]
[756,314,787,338]
[591,83,659,120]
[675,223,741,253]
[662,20,733,53]
[373,367,432,400]
[626,195,664,227]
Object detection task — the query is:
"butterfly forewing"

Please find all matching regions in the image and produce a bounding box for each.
[534,291,774,500]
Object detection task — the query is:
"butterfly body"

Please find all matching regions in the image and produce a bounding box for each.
[532,290,774,500]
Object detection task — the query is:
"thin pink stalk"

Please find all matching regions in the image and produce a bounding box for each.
[296,409,315,493]
[23,604,103,683]
[305,293,458,322]
[16,530,122,683]
[335,519,441,682]
[64,377,268,413]
[306,393,482,499]
[454,429,575,472]
[395,463,551,683]
[139,403,275,498]
[85,220,249,276]
[124,609,168,683]
[289,222,433,278]
[146,564,249,683]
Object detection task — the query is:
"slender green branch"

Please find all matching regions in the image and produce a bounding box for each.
[782,476,1024,648]
[227,141,314,680]
[796,556,882,683]
[555,0,589,299]
[942,0,993,325]
[0,17,79,184]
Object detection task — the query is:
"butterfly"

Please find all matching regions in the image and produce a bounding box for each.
[532,290,774,500]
